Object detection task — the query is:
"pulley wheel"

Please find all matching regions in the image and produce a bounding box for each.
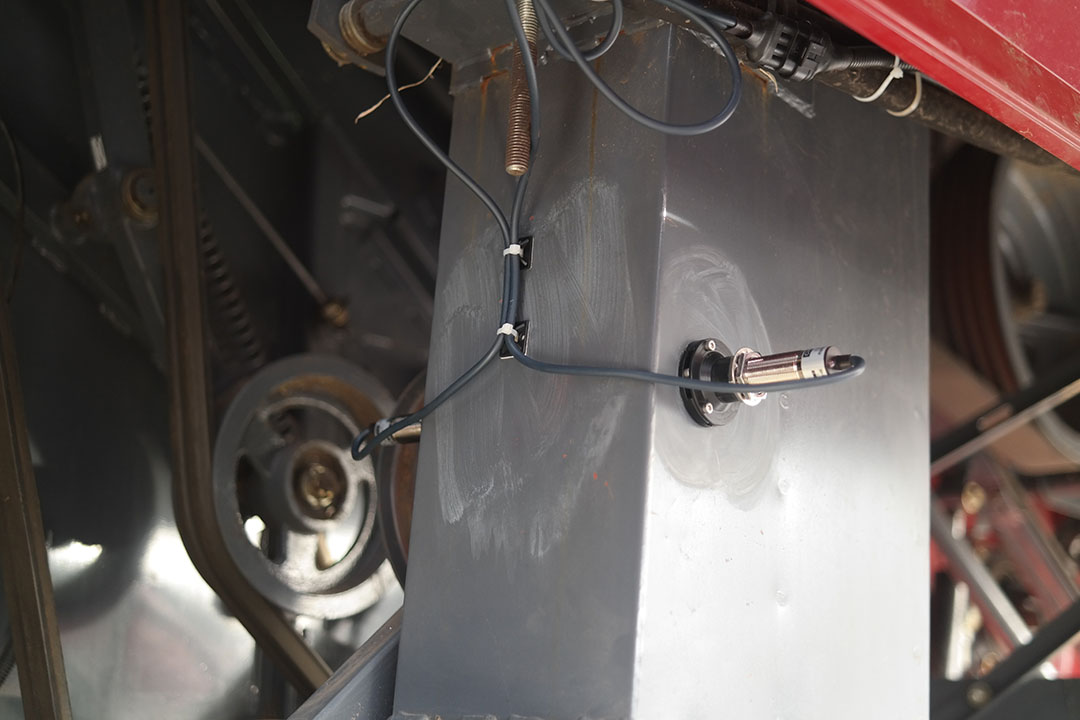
[212,354,395,619]
[991,157,1080,460]
[933,148,1080,462]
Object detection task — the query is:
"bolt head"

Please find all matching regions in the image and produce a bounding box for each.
[704,402,714,414]
[706,340,717,352]
[961,481,987,516]
[966,681,993,708]
[295,461,347,520]
[321,300,350,328]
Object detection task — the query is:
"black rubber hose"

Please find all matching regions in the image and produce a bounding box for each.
[826,47,916,73]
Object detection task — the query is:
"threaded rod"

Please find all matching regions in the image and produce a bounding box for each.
[505,0,539,176]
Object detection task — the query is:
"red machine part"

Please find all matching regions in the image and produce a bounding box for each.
[808,0,1080,171]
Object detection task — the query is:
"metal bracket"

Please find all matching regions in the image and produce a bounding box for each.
[498,320,529,359]
[515,236,533,269]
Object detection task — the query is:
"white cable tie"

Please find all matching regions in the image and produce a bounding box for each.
[888,72,923,117]
[503,243,524,257]
[497,323,520,341]
[854,56,903,103]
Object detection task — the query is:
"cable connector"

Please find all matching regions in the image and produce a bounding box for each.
[678,338,859,426]
[743,12,834,82]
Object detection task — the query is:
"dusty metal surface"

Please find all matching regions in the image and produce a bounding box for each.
[394,23,927,720]
[290,609,402,720]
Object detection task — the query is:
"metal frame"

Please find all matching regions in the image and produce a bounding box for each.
[808,0,1080,170]
[291,610,402,720]
[930,359,1080,714]
[391,18,928,719]
[932,353,1080,475]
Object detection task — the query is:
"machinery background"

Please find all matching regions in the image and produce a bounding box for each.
[0,0,450,716]
[0,0,1079,718]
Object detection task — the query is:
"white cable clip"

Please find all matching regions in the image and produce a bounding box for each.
[503,243,524,257]
[887,72,923,117]
[854,56,904,103]
[497,323,520,341]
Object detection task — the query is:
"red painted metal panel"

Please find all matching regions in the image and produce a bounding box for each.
[808,0,1080,170]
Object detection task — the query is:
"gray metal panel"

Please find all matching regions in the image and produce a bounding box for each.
[396,30,671,720]
[396,24,927,720]
[292,610,402,720]
[636,31,929,719]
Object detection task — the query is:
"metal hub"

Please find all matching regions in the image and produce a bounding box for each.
[292,444,349,521]
[212,354,395,619]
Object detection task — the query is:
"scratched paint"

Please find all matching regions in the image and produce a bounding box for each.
[653,240,778,508]
[429,177,638,561]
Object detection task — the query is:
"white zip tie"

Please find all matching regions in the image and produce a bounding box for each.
[503,243,524,257]
[887,72,923,117]
[497,323,520,341]
[854,56,903,103]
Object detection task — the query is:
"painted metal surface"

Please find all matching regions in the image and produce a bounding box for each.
[394,24,928,720]
[808,0,1080,171]
[291,610,402,720]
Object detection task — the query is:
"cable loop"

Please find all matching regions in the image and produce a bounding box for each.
[887,72,923,117]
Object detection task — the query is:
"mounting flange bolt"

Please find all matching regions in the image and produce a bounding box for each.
[678,339,855,426]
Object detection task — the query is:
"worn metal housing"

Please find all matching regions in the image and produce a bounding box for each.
[393,23,929,720]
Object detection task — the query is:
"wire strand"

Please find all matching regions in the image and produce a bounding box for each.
[355,57,443,120]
